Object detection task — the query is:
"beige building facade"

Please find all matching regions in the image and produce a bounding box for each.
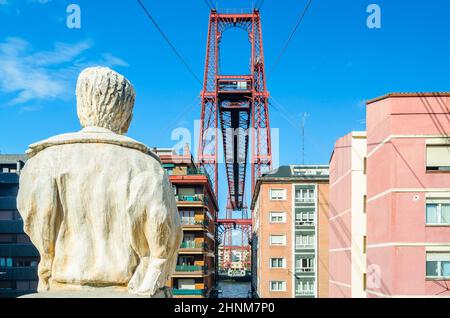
[251,165,330,298]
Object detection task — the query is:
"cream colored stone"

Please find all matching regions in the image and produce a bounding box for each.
[17,67,182,298]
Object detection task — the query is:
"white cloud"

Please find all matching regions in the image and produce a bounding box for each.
[1,0,52,5]
[0,37,128,105]
[100,53,129,67]
[32,0,51,3]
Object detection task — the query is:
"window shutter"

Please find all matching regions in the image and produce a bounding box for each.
[427,146,450,167]
[427,252,450,262]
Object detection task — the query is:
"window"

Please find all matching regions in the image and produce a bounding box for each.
[270,189,286,201]
[427,145,450,171]
[296,234,314,248]
[426,199,450,225]
[270,258,285,268]
[16,281,38,291]
[295,188,315,203]
[270,235,286,246]
[426,252,450,279]
[0,210,14,221]
[270,281,286,292]
[269,212,286,223]
[0,257,13,267]
[178,279,196,290]
[178,256,195,266]
[296,280,315,296]
[296,257,314,272]
[180,210,195,225]
[296,210,314,226]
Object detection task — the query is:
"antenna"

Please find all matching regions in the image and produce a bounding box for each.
[301,112,309,165]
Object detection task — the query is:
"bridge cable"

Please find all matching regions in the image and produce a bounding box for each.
[268,0,313,77]
[255,0,265,10]
[203,0,214,10]
[136,0,203,86]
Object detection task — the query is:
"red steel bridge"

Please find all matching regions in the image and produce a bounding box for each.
[197,9,272,270]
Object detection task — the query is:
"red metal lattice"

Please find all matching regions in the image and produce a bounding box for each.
[198,9,272,211]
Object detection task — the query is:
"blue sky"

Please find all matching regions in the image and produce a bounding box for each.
[1,0,450,222]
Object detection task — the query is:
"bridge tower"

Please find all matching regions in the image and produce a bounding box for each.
[198,9,272,276]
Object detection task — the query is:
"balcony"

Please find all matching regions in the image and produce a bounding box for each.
[0,220,25,233]
[0,244,39,257]
[0,173,19,184]
[295,198,315,204]
[175,194,209,206]
[0,266,38,280]
[295,219,315,227]
[180,218,209,228]
[175,265,206,272]
[186,167,208,176]
[172,288,207,296]
[295,290,315,297]
[0,197,18,210]
[295,244,314,250]
[180,241,208,249]
[295,267,315,274]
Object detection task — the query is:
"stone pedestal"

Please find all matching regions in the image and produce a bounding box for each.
[20,287,171,298]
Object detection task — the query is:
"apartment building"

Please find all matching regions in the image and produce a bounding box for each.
[328,132,367,298]
[153,146,218,298]
[251,165,330,298]
[218,246,251,271]
[365,93,450,297]
[0,155,39,298]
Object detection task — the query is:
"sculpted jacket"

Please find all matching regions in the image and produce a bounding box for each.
[17,127,183,297]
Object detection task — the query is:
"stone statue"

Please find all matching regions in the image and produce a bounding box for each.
[17,67,183,298]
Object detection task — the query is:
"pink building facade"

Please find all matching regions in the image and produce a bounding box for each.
[329,132,367,298]
[366,93,450,297]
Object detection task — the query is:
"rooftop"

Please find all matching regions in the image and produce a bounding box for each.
[366,92,450,105]
[250,165,329,209]
[260,165,329,180]
[0,154,27,164]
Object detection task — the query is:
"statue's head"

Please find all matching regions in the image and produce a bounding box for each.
[76,67,136,135]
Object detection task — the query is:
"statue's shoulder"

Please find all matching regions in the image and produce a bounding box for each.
[26,127,162,165]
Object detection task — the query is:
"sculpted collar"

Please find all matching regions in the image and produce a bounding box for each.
[26,126,161,163]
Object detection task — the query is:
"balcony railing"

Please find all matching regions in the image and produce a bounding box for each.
[295,244,314,249]
[296,290,315,296]
[295,198,315,204]
[295,220,315,227]
[180,218,209,227]
[175,265,206,272]
[172,288,207,296]
[186,167,208,176]
[295,267,315,273]
[180,241,208,249]
[176,194,205,203]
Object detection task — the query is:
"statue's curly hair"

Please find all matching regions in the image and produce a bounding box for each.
[76,67,136,135]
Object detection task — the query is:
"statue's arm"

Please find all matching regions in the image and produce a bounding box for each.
[17,159,60,291]
[128,169,182,296]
